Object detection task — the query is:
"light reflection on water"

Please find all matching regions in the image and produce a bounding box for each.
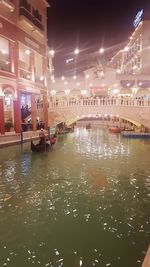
[0,127,149,267]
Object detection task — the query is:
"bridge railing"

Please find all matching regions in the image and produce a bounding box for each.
[49,97,150,109]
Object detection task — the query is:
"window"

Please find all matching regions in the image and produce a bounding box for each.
[0,36,10,72]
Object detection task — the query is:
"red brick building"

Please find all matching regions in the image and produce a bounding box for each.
[0,0,51,134]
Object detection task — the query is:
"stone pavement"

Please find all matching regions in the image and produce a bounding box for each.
[0,131,42,148]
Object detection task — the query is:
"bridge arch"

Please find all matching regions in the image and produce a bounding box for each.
[48,99,150,130]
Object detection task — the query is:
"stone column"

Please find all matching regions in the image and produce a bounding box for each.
[30,52,35,82]
[9,41,15,73]
[31,94,36,131]
[13,94,21,133]
[0,96,5,134]
[43,94,48,129]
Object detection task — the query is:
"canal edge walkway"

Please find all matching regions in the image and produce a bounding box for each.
[0,131,42,148]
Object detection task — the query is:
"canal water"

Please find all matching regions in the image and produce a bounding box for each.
[0,127,150,267]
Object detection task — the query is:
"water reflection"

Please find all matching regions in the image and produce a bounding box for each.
[0,127,149,267]
[74,128,130,159]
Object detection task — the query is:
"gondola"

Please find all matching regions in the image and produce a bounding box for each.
[31,139,50,152]
[109,127,121,133]
[86,123,91,129]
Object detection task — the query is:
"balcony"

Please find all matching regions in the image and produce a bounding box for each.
[0,59,11,72]
[19,7,44,32]
[0,0,14,12]
[19,68,31,80]
[35,74,44,85]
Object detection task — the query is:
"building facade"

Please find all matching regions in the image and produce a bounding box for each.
[110,15,150,97]
[0,0,52,134]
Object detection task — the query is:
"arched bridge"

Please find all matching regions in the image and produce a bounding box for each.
[48,98,150,129]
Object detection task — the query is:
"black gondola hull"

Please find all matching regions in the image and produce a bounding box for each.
[31,140,50,152]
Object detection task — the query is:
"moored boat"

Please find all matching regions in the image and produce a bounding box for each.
[109,127,121,133]
[86,123,91,129]
[121,131,150,138]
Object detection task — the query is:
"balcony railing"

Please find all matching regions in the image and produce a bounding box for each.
[19,68,31,80]
[49,97,150,109]
[0,0,15,11]
[19,7,44,31]
[35,74,44,85]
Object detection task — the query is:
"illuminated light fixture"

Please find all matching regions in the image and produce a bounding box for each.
[77,82,80,86]
[113,89,119,94]
[99,48,104,54]
[85,74,90,79]
[124,46,129,52]
[76,115,79,119]
[82,115,85,118]
[25,50,30,55]
[139,82,142,86]
[66,58,74,63]
[102,84,105,87]
[74,48,79,55]
[73,75,77,79]
[40,76,44,81]
[133,9,143,28]
[117,69,121,74]
[100,71,104,76]
[27,74,30,79]
[49,50,55,56]
[133,65,137,70]
[50,90,56,96]
[64,81,68,85]
[64,89,70,95]
[89,83,92,87]
[1,49,6,54]
[61,76,65,80]
[6,61,9,65]
[52,80,55,83]
[127,83,130,87]
[51,76,54,80]
[81,90,87,95]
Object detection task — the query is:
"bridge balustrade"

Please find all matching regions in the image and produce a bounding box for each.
[49,97,150,109]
